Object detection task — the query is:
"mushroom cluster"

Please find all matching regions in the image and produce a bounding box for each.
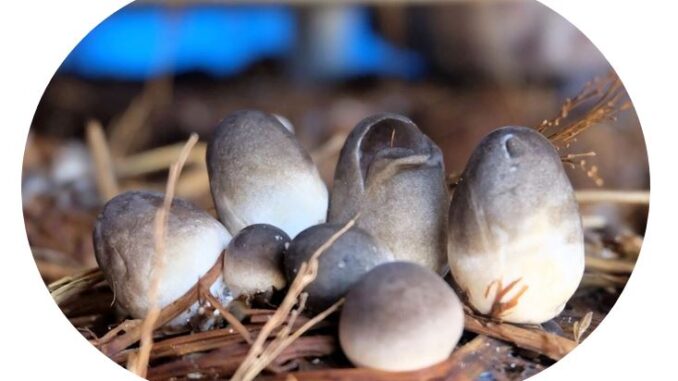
[93,109,584,372]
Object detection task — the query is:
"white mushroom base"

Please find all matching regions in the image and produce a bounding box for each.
[214,172,328,239]
[449,215,585,324]
[165,277,234,332]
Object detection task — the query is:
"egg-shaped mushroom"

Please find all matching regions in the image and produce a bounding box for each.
[206,110,328,238]
[339,261,464,372]
[283,223,394,312]
[93,191,232,329]
[223,224,290,303]
[328,113,449,273]
[448,126,585,324]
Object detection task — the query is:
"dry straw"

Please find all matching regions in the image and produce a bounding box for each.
[539,71,632,187]
[230,217,357,381]
[130,133,199,377]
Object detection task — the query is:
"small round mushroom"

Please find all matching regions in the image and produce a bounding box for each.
[93,191,232,329]
[223,224,290,302]
[206,110,328,238]
[328,113,449,273]
[283,223,393,311]
[339,261,464,372]
[448,126,585,324]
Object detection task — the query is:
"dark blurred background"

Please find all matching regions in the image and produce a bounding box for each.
[23,0,648,272]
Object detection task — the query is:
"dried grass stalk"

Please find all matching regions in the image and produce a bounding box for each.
[575,190,649,205]
[538,72,631,187]
[132,133,199,377]
[86,119,119,201]
[113,312,329,365]
[246,298,344,376]
[560,151,596,167]
[200,287,253,344]
[580,273,629,289]
[573,311,593,343]
[35,259,83,281]
[108,78,172,156]
[94,319,141,348]
[147,335,336,381]
[464,313,577,360]
[585,255,635,274]
[49,268,104,305]
[115,142,207,178]
[99,254,223,357]
[613,233,643,260]
[114,326,253,364]
[538,72,630,145]
[259,335,495,381]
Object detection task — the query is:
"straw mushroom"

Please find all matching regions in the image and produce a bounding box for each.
[223,224,290,303]
[283,223,394,311]
[93,191,232,330]
[339,261,464,372]
[448,126,585,324]
[328,113,449,273]
[206,110,328,238]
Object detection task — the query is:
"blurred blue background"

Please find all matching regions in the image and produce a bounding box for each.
[34,0,644,202]
[27,0,648,269]
[60,5,424,80]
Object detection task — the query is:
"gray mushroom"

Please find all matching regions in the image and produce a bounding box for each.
[328,113,449,273]
[206,110,328,238]
[223,224,290,302]
[283,223,393,311]
[93,191,232,330]
[448,126,585,324]
[339,261,464,372]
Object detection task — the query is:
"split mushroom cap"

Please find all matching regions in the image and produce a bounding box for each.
[206,110,328,238]
[223,224,290,300]
[448,126,585,324]
[283,223,394,312]
[328,113,449,273]
[93,191,232,329]
[339,261,464,372]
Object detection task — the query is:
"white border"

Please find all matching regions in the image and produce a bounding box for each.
[536,1,677,377]
[1,1,676,380]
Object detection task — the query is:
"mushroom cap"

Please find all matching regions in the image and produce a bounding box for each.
[206,110,328,238]
[328,113,449,273]
[223,224,290,299]
[283,223,394,311]
[339,261,464,372]
[93,191,232,326]
[448,126,585,324]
